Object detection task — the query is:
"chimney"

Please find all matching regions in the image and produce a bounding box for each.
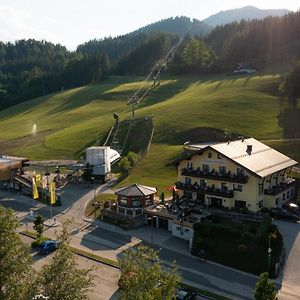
[246,145,252,155]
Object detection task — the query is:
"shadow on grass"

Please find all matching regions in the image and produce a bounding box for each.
[277,106,300,139]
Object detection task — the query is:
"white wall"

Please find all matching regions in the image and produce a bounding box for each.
[171,223,194,241]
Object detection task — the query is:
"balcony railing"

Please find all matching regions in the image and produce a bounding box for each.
[181,168,248,183]
[175,181,234,198]
[264,178,296,196]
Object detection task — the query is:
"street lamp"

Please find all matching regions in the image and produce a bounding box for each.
[268,235,272,269]
[147,216,157,245]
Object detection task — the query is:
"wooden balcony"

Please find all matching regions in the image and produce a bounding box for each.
[181,168,248,184]
[175,182,234,198]
[264,178,296,196]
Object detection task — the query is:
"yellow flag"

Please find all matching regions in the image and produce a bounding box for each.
[32,177,39,200]
[50,182,56,205]
[35,174,42,187]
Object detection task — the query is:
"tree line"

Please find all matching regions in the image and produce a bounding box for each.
[0,40,110,109]
[1,11,300,110]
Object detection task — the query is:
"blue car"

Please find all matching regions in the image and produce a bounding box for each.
[38,240,59,254]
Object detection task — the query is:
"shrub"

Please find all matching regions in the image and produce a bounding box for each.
[242,231,256,241]
[127,151,138,166]
[191,237,203,255]
[256,215,272,242]
[31,236,48,248]
[237,244,248,254]
[249,224,257,234]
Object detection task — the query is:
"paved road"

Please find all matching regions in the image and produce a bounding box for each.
[3,185,299,300]
[275,220,300,300]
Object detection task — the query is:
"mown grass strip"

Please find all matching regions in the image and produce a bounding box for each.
[181,282,231,300]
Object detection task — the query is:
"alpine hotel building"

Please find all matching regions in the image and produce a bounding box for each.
[176,138,298,212]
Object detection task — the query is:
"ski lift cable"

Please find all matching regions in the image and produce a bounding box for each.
[128,37,183,105]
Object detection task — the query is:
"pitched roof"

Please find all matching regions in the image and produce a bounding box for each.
[115,184,157,197]
[190,138,297,178]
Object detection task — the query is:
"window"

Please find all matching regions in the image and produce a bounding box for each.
[184,228,190,233]
[221,182,228,191]
[283,193,286,201]
[258,200,263,208]
[287,191,290,198]
[119,196,127,206]
[235,200,246,208]
[203,164,209,173]
[132,198,141,207]
[176,226,181,231]
[217,153,222,159]
[185,177,191,185]
[237,168,245,176]
[291,189,294,196]
[200,179,206,187]
[187,162,193,169]
[219,166,226,175]
[208,152,212,158]
[233,184,242,191]
[275,198,279,205]
[145,196,152,206]
[258,183,263,195]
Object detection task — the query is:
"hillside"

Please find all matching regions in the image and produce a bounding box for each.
[203,6,290,26]
[0,73,299,193]
[134,16,211,37]
[76,16,210,64]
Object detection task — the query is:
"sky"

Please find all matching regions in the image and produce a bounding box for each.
[0,0,299,50]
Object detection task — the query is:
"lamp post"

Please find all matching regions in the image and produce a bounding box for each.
[268,235,272,269]
[148,216,157,245]
[44,166,51,219]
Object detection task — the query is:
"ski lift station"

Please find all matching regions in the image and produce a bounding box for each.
[86,146,120,181]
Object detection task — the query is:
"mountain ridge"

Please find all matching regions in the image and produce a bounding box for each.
[203,5,290,26]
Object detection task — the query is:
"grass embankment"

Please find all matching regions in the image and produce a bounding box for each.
[0,74,298,193]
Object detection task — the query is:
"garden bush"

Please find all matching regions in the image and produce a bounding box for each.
[31,236,48,248]
[237,244,248,254]
[256,215,272,241]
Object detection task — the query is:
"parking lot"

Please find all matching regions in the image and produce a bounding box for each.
[20,235,120,300]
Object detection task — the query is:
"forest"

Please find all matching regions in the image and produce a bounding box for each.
[0,11,300,109]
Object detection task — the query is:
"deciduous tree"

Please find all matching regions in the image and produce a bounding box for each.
[254,272,277,300]
[41,222,94,300]
[0,206,37,300]
[118,245,180,300]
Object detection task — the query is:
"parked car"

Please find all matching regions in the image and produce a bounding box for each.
[38,240,59,254]
[270,208,300,223]
[175,288,196,300]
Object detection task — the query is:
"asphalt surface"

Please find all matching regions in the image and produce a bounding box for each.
[3,184,300,300]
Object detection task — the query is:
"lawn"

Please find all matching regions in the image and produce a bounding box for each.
[85,193,117,218]
[0,73,298,190]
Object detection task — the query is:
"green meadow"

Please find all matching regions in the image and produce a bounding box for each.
[0,74,298,193]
